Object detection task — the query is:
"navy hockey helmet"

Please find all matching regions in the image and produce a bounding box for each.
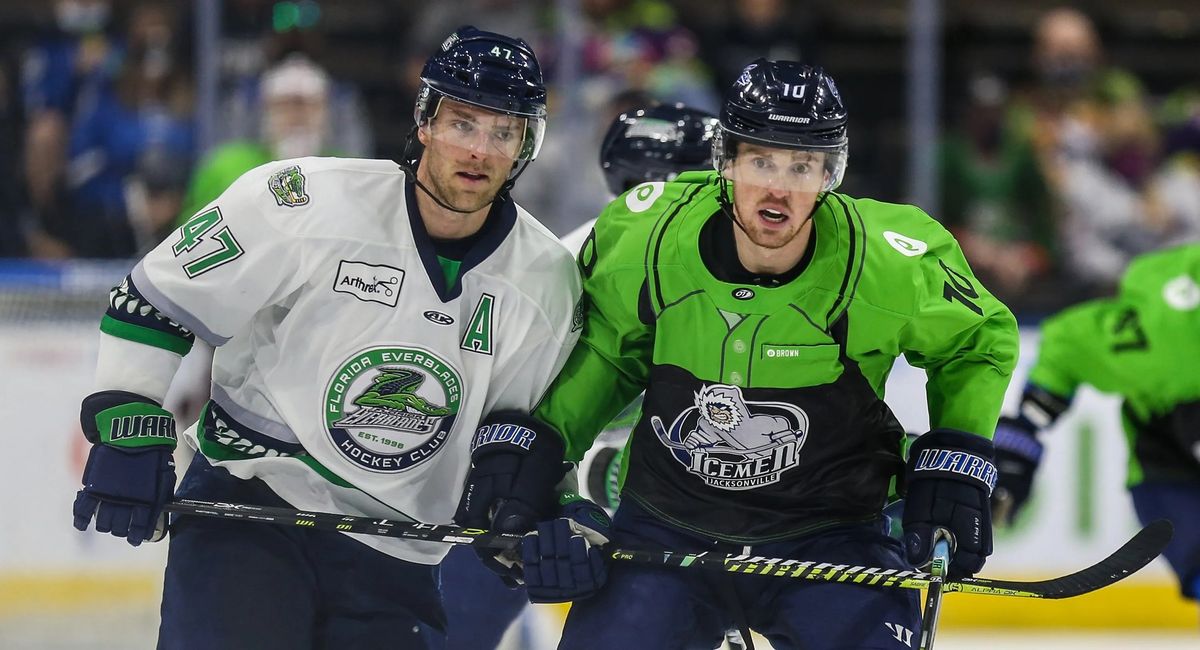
[599,103,719,195]
[415,26,548,161]
[714,59,849,192]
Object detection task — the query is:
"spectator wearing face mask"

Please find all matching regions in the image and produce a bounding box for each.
[19,0,121,257]
[175,54,336,227]
[215,2,374,158]
[64,1,195,258]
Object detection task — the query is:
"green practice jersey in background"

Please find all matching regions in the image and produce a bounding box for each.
[1027,243,1200,486]
[535,171,1019,543]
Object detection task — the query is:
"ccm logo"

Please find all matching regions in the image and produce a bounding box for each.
[423,310,454,325]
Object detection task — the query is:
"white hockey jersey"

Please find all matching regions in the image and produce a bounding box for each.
[129,157,582,564]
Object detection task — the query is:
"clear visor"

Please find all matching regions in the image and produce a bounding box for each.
[715,131,848,193]
[421,97,545,161]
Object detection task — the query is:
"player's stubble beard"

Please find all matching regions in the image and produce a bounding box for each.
[414,139,510,239]
[730,184,819,274]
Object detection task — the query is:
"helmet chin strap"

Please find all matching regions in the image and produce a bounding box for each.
[412,176,488,215]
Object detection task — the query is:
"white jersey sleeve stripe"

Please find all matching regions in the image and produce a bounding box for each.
[131,261,231,346]
[210,383,301,444]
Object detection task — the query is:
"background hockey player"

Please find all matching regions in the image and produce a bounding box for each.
[438,101,718,650]
[461,59,1019,649]
[992,243,1200,613]
[71,25,580,650]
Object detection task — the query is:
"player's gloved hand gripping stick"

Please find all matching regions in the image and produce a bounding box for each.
[452,411,569,586]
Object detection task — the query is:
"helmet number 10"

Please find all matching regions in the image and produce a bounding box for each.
[780,82,806,99]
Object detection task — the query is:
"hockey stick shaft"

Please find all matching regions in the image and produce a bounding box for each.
[917,533,953,650]
[166,498,527,549]
[166,499,1171,600]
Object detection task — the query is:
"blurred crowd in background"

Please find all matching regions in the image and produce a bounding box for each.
[0,0,1198,318]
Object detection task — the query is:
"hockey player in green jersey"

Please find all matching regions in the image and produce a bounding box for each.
[993,243,1200,604]
[456,59,1019,648]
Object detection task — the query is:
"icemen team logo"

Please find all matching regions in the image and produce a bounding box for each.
[650,384,807,490]
[324,346,462,472]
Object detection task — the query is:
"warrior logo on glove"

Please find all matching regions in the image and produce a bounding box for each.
[651,384,808,490]
[325,346,462,472]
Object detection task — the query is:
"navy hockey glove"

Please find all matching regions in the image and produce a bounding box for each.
[73,391,177,547]
[903,428,997,578]
[991,416,1043,526]
[455,411,568,585]
[522,495,612,603]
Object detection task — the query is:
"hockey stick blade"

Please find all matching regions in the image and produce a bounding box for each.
[167,500,1171,599]
[614,518,1173,599]
[946,518,1173,598]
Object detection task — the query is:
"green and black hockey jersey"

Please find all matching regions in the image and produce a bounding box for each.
[534,171,1019,543]
[1026,243,1200,486]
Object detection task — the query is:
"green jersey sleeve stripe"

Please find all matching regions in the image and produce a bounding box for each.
[100,315,194,356]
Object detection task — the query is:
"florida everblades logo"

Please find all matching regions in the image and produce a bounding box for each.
[650,384,807,490]
[325,346,462,472]
[269,165,309,207]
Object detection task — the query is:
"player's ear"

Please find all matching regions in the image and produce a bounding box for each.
[417,123,431,147]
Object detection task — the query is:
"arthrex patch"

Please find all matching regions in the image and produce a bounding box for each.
[334,260,404,307]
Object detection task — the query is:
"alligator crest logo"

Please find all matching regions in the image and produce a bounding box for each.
[333,367,450,434]
[324,347,463,472]
[353,368,451,416]
[269,165,309,207]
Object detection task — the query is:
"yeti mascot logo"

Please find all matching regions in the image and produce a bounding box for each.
[650,384,808,490]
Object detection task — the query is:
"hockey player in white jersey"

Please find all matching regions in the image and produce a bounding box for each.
[71,26,579,650]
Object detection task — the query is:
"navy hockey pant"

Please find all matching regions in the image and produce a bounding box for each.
[1130,480,1200,599]
[559,499,920,650]
[158,455,445,650]
[434,545,530,650]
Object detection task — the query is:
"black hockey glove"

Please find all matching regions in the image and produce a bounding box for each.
[903,428,996,578]
[73,391,177,546]
[991,416,1043,526]
[455,411,568,584]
